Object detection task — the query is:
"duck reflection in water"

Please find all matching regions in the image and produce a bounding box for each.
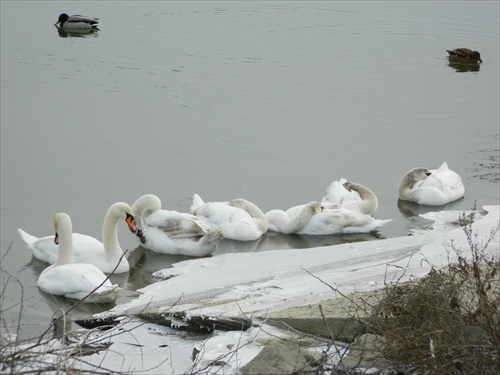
[448,61,480,73]
[55,26,99,38]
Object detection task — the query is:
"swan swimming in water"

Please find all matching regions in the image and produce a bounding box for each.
[265,201,391,235]
[190,194,268,241]
[18,202,137,273]
[37,213,120,303]
[322,178,379,216]
[398,162,465,206]
[131,194,224,256]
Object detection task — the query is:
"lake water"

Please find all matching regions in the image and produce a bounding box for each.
[1,1,499,340]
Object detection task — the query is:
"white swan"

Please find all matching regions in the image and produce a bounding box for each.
[18,202,137,273]
[190,194,268,241]
[398,162,465,206]
[265,202,391,235]
[131,194,224,256]
[322,178,379,215]
[37,213,120,303]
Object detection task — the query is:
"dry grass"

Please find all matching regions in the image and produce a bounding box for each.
[373,210,499,375]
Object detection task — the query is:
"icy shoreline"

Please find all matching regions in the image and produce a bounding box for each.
[7,206,497,374]
[87,205,498,373]
[100,206,499,321]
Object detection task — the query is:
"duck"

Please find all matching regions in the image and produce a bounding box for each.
[37,213,120,303]
[55,13,99,31]
[18,202,137,273]
[398,162,465,206]
[265,202,391,235]
[131,194,224,256]
[446,48,482,64]
[321,178,379,216]
[190,194,268,241]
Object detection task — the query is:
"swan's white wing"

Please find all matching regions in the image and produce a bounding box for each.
[145,210,211,239]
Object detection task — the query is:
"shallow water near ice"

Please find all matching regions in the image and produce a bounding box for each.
[1,1,499,343]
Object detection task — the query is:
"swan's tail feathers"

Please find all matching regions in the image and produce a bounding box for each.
[438,161,449,170]
[196,227,224,256]
[190,194,205,213]
[376,219,392,227]
[18,228,37,245]
[204,227,224,246]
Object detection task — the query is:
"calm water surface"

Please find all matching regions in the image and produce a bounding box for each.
[1,1,499,338]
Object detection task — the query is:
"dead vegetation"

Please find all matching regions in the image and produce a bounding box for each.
[372,209,499,375]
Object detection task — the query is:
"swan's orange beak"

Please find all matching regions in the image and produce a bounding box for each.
[54,232,59,245]
[125,213,138,234]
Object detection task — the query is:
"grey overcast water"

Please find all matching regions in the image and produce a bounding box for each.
[1,1,499,338]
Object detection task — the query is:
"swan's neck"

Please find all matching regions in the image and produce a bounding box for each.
[132,195,162,229]
[56,221,73,266]
[351,183,378,214]
[398,174,414,197]
[268,205,316,234]
[242,201,269,232]
[102,211,122,253]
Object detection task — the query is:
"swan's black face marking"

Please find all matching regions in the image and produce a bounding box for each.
[54,232,59,245]
[136,229,146,244]
[125,213,138,234]
[426,172,432,176]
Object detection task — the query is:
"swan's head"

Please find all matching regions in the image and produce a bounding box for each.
[398,168,432,195]
[227,198,249,209]
[130,195,162,244]
[228,198,266,217]
[108,202,139,235]
[53,212,72,244]
[321,202,340,210]
[408,168,432,182]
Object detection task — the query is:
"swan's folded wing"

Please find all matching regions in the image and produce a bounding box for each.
[147,210,211,238]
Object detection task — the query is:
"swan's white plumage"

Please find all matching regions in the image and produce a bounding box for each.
[266,202,391,235]
[37,213,120,303]
[131,194,223,256]
[398,162,465,206]
[18,202,136,273]
[322,178,379,216]
[190,194,268,241]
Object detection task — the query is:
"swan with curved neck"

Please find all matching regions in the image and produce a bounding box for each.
[131,194,223,256]
[266,201,391,235]
[266,202,322,234]
[37,213,120,303]
[322,178,378,216]
[191,194,268,241]
[18,202,137,273]
[398,162,465,206]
